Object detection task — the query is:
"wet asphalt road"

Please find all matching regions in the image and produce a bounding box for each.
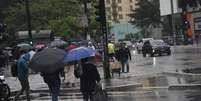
[5,45,201,101]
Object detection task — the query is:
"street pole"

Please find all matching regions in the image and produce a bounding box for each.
[100,0,111,79]
[83,0,90,40]
[170,0,176,46]
[25,0,32,45]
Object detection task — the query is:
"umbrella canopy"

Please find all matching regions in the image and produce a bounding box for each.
[35,44,46,49]
[29,48,65,74]
[67,44,77,50]
[16,43,33,52]
[50,39,67,48]
[4,47,12,50]
[64,46,96,63]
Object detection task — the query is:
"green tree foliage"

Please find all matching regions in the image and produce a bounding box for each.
[3,0,81,38]
[129,0,163,30]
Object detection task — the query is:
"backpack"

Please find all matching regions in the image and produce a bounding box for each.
[74,64,83,78]
[11,61,18,77]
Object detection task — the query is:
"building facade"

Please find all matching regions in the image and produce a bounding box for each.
[105,0,138,42]
[105,0,138,23]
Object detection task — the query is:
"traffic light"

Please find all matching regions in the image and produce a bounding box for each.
[94,0,103,22]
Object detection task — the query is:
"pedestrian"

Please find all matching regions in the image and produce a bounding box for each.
[80,57,101,101]
[41,70,61,101]
[108,41,115,58]
[15,51,31,101]
[64,64,76,87]
[117,43,131,73]
[88,42,96,50]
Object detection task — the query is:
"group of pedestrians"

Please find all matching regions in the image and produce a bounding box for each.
[108,41,132,74]
[13,44,101,101]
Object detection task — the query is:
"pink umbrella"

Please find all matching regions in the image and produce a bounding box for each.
[35,44,46,49]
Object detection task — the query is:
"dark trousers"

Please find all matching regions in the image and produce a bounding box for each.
[15,78,31,101]
[82,91,92,101]
[46,79,60,101]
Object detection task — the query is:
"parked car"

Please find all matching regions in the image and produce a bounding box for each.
[142,40,171,57]
[136,38,153,54]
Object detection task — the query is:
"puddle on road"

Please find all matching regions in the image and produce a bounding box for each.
[128,75,201,88]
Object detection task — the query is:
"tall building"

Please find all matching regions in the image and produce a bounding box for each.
[105,0,138,24]
[105,0,139,42]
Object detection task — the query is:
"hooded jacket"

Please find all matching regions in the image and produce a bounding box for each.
[17,53,30,80]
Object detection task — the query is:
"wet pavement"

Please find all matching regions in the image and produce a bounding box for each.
[4,45,201,101]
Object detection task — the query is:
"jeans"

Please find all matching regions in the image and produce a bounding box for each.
[46,79,60,101]
[121,58,129,72]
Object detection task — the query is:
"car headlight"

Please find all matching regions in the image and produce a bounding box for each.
[152,49,155,53]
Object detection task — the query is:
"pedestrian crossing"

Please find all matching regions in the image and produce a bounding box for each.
[9,90,153,101]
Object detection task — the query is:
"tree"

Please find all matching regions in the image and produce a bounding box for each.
[3,0,82,38]
[129,0,163,36]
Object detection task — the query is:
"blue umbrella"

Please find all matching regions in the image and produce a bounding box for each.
[64,46,96,62]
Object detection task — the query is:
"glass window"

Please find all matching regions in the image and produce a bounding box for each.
[119,14,123,19]
[130,5,133,10]
[106,0,110,4]
[130,0,133,3]
[106,7,111,12]
[107,15,112,20]
[118,0,121,3]
[118,6,122,11]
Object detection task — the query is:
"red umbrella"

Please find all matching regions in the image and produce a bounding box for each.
[67,44,77,50]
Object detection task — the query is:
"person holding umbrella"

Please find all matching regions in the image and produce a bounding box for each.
[63,46,101,101]
[15,50,31,101]
[29,48,66,101]
[41,70,61,101]
[80,57,101,101]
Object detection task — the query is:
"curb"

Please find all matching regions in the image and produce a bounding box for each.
[168,84,201,90]
[163,72,201,77]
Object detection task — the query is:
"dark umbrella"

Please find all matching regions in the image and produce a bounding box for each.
[29,48,65,74]
[50,39,67,48]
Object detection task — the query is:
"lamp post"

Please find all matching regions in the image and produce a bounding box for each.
[25,0,32,45]
[170,0,176,46]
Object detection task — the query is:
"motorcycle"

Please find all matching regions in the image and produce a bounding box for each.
[0,75,10,101]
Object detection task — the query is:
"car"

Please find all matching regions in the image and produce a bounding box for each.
[136,38,154,53]
[142,40,171,57]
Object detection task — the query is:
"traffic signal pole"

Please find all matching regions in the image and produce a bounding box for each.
[100,0,111,79]
[170,0,176,46]
[25,0,33,45]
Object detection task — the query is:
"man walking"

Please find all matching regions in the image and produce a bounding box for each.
[117,43,131,73]
[41,70,61,101]
[15,51,31,101]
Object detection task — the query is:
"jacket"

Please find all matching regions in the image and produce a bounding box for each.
[80,63,101,92]
[116,47,131,60]
[17,53,30,80]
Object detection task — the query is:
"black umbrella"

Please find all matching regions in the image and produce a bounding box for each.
[29,48,65,74]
